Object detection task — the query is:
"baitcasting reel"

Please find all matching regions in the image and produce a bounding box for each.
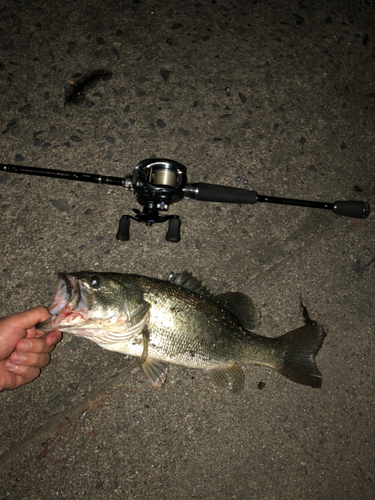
[119,159,188,242]
[0,158,371,243]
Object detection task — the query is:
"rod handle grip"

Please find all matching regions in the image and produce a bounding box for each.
[185,183,258,204]
[333,201,370,218]
[116,216,130,241]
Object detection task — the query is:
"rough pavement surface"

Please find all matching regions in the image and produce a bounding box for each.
[0,0,374,498]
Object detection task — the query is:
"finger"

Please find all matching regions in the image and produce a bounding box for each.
[4,362,41,385]
[5,306,51,332]
[9,351,51,369]
[45,330,62,347]
[16,338,55,354]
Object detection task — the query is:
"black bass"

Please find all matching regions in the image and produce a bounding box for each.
[37,271,326,392]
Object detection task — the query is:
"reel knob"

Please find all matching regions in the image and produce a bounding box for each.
[116,216,130,241]
[166,216,181,243]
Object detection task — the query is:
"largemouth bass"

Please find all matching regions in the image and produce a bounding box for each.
[37,271,326,392]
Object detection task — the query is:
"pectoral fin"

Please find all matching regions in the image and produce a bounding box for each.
[142,358,168,388]
[140,326,150,364]
[209,363,245,393]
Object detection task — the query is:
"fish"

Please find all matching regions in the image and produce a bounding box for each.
[37,271,326,392]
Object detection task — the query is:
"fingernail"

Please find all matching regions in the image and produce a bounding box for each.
[12,352,26,363]
[50,336,57,345]
[5,361,17,371]
[18,340,32,351]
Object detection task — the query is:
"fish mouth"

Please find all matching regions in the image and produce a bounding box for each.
[37,273,89,332]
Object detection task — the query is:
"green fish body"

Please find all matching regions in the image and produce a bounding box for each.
[38,271,326,392]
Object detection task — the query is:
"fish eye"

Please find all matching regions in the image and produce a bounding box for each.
[89,275,102,288]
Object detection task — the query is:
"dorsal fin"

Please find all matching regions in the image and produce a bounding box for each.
[214,292,261,330]
[168,271,213,298]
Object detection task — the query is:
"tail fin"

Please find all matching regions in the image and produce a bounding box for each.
[276,324,326,388]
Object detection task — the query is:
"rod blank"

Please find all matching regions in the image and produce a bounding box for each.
[0,163,124,186]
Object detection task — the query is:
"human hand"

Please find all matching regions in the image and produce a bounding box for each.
[0,306,62,392]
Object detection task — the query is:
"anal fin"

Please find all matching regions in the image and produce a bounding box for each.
[209,363,245,393]
[142,358,168,388]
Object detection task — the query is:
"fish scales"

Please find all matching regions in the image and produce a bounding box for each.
[131,275,279,369]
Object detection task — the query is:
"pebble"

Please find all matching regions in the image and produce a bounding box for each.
[160,69,170,81]
[25,66,37,80]
[51,198,70,212]
[99,108,114,114]
[2,118,17,134]
[293,13,304,24]
[236,174,249,185]
[137,77,149,84]
[238,92,246,103]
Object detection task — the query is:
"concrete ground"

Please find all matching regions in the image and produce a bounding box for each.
[0,0,374,498]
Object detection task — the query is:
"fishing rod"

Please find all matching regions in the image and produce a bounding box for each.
[0,159,370,242]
